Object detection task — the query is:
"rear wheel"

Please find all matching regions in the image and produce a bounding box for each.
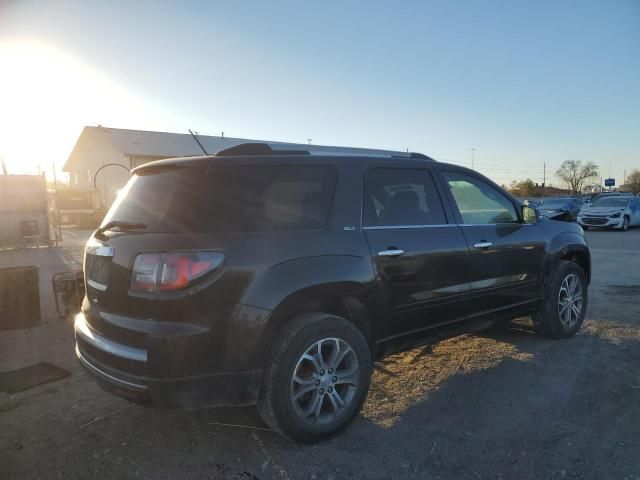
[532,261,587,338]
[258,313,372,443]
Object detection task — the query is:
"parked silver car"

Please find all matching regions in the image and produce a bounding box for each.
[578,196,640,231]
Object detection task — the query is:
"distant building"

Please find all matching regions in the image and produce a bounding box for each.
[582,184,603,194]
[619,184,638,194]
[63,126,266,207]
[0,174,49,246]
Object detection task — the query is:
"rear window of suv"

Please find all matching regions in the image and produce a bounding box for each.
[101,164,337,233]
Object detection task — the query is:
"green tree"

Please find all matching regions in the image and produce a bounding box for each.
[555,160,599,194]
[508,178,536,197]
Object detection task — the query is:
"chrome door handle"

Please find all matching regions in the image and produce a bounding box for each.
[378,249,405,257]
[473,241,493,249]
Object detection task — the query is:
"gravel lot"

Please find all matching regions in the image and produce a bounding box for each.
[1,227,639,479]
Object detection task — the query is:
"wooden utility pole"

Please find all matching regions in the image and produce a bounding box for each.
[51,161,61,246]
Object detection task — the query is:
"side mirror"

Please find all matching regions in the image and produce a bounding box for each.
[522,205,538,224]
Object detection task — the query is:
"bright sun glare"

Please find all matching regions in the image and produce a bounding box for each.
[0,41,163,178]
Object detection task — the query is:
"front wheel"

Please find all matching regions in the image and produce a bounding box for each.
[532,261,588,338]
[258,313,372,443]
[621,216,629,231]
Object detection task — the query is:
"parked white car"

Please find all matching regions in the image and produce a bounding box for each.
[578,196,640,231]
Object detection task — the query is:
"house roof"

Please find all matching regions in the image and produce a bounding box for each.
[63,126,267,171]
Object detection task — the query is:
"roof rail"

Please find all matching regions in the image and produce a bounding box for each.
[216,143,309,156]
[391,152,434,161]
[215,142,435,161]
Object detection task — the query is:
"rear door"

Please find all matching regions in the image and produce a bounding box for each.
[362,167,472,340]
[437,170,544,316]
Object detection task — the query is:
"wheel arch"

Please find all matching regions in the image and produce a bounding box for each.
[268,290,375,345]
[547,241,591,285]
[241,255,379,367]
[247,286,377,377]
[560,249,590,284]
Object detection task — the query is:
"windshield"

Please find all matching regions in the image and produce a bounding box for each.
[591,197,629,208]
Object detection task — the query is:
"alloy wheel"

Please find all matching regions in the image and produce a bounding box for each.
[557,273,584,328]
[290,337,359,425]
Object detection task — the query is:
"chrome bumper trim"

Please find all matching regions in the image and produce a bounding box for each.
[76,345,147,391]
[74,313,147,362]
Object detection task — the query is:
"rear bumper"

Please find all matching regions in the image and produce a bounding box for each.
[74,313,262,408]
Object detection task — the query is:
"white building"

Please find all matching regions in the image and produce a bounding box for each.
[63,126,266,207]
[581,183,603,194]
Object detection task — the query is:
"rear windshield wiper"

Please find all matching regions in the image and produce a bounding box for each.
[96,221,147,235]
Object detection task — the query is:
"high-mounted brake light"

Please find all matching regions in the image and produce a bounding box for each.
[131,252,224,293]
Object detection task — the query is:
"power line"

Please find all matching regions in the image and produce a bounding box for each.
[434,157,561,189]
[437,159,557,172]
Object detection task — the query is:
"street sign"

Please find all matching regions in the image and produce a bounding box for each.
[604,178,615,187]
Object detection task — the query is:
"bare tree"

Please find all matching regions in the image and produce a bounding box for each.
[626,169,640,194]
[555,160,599,194]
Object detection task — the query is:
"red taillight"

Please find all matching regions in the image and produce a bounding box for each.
[131,252,224,293]
[159,255,192,291]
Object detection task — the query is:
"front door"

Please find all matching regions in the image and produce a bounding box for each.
[438,170,545,316]
[630,198,640,226]
[362,167,472,340]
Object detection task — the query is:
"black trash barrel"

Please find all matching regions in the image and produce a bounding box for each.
[0,266,41,330]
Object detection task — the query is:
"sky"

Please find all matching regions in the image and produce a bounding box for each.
[0,0,638,187]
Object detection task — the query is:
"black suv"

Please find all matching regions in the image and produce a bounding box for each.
[76,143,590,443]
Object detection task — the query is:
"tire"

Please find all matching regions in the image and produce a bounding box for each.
[581,226,589,231]
[621,216,629,231]
[257,313,372,443]
[532,260,588,338]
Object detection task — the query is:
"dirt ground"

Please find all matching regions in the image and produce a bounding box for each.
[1,228,639,479]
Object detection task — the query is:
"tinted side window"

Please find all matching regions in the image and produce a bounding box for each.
[363,168,446,226]
[206,165,337,231]
[442,172,518,224]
